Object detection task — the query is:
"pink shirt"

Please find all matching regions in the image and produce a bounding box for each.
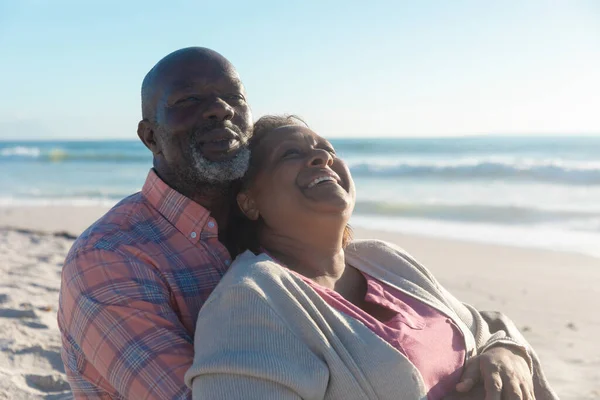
[290,270,466,400]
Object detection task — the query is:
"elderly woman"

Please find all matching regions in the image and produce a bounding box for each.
[185,116,556,400]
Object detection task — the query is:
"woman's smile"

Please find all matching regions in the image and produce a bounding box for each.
[297,168,342,189]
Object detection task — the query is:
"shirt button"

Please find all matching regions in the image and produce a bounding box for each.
[207,221,215,228]
[225,259,231,266]
[190,232,197,239]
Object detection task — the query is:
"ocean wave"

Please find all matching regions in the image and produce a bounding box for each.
[0,146,41,157]
[39,152,150,163]
[350,214,600,259]
[353,200,600,228]
[348,158,600,185]
[2,142,600,185]
[0,196,119,207]
[0,146,150,163]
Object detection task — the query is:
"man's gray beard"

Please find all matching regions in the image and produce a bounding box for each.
[186,146,251,186]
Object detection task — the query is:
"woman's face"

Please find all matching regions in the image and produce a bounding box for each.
[238,125,356,235]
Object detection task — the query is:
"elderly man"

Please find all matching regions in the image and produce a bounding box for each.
[58,47,550,400]
[58,47,253,399]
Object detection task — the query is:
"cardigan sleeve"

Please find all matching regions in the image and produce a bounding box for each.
[388,242,559,400]
[185,284,329,400]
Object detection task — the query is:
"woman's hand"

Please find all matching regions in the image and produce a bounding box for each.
[455,345,534,400]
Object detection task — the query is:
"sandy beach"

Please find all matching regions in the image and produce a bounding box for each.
[1,206,599,399]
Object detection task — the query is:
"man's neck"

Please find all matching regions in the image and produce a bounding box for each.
[153,167,235,230]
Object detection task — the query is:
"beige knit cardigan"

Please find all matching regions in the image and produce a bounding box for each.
[185,239,556,400]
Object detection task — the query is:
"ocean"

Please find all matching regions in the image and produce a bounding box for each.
[2,137,600,257]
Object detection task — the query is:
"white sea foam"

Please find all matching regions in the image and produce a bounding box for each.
[350,214,600,259]
[0,196,119,208]
[345,158,600,185]
[345,156,600,171]
[0,146,41,158]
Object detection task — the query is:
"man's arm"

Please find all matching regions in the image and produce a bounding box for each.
[60,247,193,399]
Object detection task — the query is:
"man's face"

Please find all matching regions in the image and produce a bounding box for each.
[152,56,253,186]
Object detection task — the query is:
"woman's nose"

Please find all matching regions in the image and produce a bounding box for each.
[309,149,334,167]
[202,97,234,121]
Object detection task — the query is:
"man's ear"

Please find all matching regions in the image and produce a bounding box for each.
[137,120,161,155]
[237,191,260,221]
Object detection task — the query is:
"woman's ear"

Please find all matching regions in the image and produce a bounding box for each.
[237,191,260,221]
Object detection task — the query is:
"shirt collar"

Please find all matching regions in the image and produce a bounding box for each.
[141,169,215,244]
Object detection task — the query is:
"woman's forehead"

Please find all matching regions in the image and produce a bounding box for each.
[260,125,329,148]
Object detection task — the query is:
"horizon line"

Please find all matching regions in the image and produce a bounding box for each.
[1,132,600,142]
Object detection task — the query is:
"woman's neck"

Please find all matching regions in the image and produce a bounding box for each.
[261,228,346,290]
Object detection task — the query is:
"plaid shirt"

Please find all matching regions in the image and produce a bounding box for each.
[58,170,232,399]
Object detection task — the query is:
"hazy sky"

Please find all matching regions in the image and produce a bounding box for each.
[1,0,599,140]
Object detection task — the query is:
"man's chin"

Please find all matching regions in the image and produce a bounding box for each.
[199,141,244,162]
[188,146,250,186]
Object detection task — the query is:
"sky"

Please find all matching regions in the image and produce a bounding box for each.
[0,0,599,140]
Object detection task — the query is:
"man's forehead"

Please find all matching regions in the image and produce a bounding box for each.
[147,66,244,109]
[165,75,244,90]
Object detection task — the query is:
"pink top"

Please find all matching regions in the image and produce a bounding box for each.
[289,269,466,400]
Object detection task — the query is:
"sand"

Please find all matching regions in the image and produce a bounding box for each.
[1,206,599,399]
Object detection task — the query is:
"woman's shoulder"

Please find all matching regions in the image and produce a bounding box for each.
[345,239,438,287]
[210,250,293,299]
[346,239,405,253]
[345,239,420,266]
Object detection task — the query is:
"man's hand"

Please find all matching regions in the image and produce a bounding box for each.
[454,345,534,400]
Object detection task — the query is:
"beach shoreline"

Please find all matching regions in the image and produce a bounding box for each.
[1,206,599,399]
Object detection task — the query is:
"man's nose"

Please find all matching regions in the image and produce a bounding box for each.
[309,149,334,167]
[202,97,234,121]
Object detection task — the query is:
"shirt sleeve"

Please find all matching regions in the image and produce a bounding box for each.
[60,247,193,399]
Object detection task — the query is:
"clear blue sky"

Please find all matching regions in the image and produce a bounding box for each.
[1,0,599,140]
